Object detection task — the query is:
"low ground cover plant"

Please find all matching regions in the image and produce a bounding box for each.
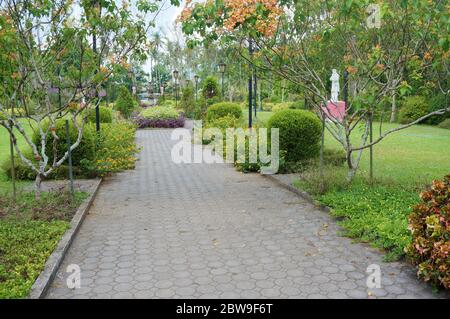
[0,190,88,298]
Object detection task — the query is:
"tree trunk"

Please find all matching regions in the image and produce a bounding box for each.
[35,173,43,199]
[390,91,397,123]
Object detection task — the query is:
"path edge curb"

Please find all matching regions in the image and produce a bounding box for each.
[28,178,103,299]
[262,174,331,213]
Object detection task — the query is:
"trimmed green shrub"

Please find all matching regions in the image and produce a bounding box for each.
[86,106,113,124]
[32,119,96,167]
[399,95,429,124]
[115,86,136,119]
[202,76,220,100]
[140,106,180,120]
[406,175,450,289]
[181,85,195,117]
[206,102,242,122]
[438,119,450,130]
[267,109,322,162]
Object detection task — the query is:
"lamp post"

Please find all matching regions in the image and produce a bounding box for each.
[194,75,199,102]
[173,69,179,108]
[248,40,253,128]
[219,62,226,100]
[92,0,101,132]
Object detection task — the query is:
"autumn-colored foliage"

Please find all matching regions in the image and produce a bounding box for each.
[406,175,450,289]
[179,0,282,37]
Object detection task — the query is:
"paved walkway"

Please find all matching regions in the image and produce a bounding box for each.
[47,129,444,299]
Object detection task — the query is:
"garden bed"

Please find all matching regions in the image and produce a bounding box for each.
[0,188,91,299]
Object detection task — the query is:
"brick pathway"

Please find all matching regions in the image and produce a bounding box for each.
[46,129,445,299]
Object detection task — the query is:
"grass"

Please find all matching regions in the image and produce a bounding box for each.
[323,122,450,184]
[244,109,450,184]
[0,191,88,299]
[242,110,274,127]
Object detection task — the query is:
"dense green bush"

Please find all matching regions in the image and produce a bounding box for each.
[92,122,139,176]
[267,109,322,162]
[272,103,291,112]
[406,175,450,289]
[180,85,195,116]
[32,119,96,167]
[205,114,241,131]
[202,76,220,100]
[203,115,241,146]
[1,154,87,180]
[114,86,137,119]
[86,106,113,124]
[399,95,429,124]
[425,94,449,125]
[0,108,28,119]
[206,102,242,122]
[289,100,305,110]
[438,119,450,130]
[267,96,281,103]
[140,106,180,120]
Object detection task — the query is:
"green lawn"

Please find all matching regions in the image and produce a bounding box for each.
[323,122,450,184]
[0,120,34,193]
[244,109,450,184]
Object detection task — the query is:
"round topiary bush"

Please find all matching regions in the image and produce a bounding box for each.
[114,86,137,119]
[406,175,450,289]
[206,102,242,122]
[267,109,322,162]
[32,119,96,167]
[399,95,429,124]
[86,106,113,124]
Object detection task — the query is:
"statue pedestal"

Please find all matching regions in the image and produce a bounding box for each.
[321,101,346,122]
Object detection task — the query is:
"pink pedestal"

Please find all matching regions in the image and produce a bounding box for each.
[321,101,346,122]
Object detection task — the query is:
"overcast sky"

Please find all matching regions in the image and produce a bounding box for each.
[142,0,185,74]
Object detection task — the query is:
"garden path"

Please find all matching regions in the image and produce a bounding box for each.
[46,128,445,299]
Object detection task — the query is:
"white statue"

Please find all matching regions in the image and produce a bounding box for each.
[330,69,340,102]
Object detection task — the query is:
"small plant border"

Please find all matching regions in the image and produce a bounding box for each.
[27,178,103,299]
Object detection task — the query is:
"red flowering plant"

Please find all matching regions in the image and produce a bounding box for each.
[406,174,450,289]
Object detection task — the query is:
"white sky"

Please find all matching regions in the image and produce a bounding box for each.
[142,0,185,74]
[71,0,185,74]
